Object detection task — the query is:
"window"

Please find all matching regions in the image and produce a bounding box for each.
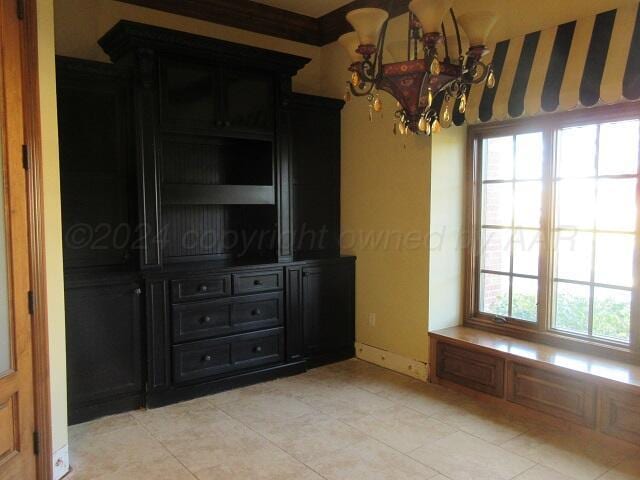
[469,106,640,352]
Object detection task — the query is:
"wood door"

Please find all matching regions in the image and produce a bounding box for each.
[0,0,37,479]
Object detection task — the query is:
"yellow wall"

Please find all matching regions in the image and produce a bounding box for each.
[428,126,466,332]
[341,95,432,363]
[37,0,68,454]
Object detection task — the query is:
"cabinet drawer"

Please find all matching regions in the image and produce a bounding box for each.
[599,387,640,445]
[232,328,284,369]
[172,328,284,384]
[436,342,505,397]
[507,362,597,427]
[173,339,233,384]
[172,301,232,343]
[171,274,231,303]
[172,292,283,343]
[230,293,283,332]
[233,270,282,295]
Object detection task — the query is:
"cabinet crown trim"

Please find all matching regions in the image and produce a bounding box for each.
[99,20,311,75]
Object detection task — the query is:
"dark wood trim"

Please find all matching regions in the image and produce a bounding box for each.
[114,0,412,47]
[319,0,410,45]
[116,0,321,45]
[21,0,53,478]
[464,102,640,366]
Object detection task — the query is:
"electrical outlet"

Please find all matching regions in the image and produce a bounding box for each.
[368,313,376,326]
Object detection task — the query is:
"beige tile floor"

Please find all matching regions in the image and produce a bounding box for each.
[68,359,640,480]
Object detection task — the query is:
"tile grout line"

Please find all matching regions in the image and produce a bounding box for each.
[212,398,332,480]
[297,369,453,479]
[129,411,200,479]
[314,364,540,478]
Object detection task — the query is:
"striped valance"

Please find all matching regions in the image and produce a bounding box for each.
[454,3,640,126]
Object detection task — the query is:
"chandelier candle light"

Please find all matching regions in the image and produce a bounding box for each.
[339,0,497,135]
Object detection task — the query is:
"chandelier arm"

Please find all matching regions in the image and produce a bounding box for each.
[349,80,375,97]
[441,21,450,62]
[369,0,395,82]
[407,13,411,61]
[450,7,463,59]
[361,60,376,82]
[470,61,490,84]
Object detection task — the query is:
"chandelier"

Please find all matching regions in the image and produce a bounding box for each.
[339,0,498,135]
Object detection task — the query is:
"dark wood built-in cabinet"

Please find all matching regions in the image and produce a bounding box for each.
[58,21,355,422]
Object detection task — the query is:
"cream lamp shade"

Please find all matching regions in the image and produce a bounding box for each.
[346,8,389,46]
[338,32,364,63]
[457,12,497,47]
[409,0,452,33]
[437,35,468,60]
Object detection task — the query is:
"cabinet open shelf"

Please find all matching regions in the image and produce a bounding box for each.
[163,184,275,205]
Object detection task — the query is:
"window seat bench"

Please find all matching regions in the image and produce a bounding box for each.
[429,326,640,446]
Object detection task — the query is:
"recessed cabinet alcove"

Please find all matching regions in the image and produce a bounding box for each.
[58,21,355,423]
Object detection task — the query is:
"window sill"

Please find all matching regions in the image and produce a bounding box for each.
[434,325,640,390]
[464,316,639,366]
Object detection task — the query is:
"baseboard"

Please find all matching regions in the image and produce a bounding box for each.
[146,361,307,408]
[52,444,69,480]
[68,393,144,425]
[354,342,428,381]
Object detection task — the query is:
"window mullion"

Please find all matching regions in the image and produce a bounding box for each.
[509,136,516,318]
[587,125,602,337]
[631,124,640,352]
[538,127,555,332]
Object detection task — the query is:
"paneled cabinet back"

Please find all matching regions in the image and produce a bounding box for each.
[99,21,311,268]
[56,57,136,269]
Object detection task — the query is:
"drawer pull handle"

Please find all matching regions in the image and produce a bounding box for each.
[199,285,209,293]
[251,309,262,316]
[201,316,212,324]
[202,355,213,362]
[253,346,263,353]
[253,279,263,286]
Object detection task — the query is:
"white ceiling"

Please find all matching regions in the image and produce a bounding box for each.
[251,0,352,18]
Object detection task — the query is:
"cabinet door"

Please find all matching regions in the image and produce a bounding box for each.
[302,263,354,358]
[220,66,274,135]
[290,96,342,257]
[57,59,134,269]
[159,58,221,132]
[65,281,143,423]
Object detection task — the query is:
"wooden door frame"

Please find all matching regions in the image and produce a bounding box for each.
[19,1,53,478]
